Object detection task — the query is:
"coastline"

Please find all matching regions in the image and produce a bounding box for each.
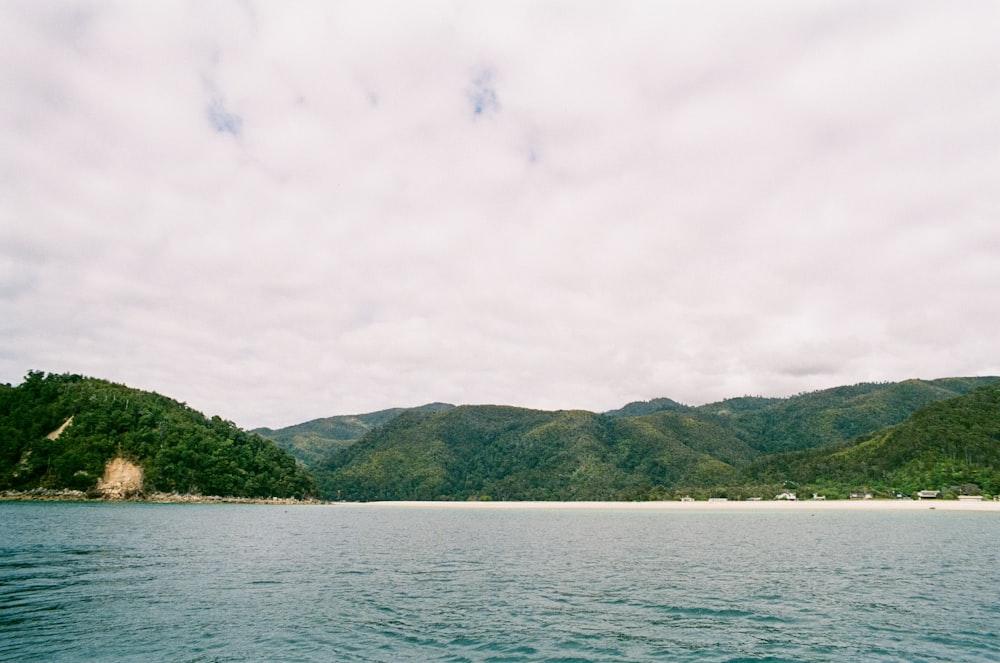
[4,490,998,510]
[0,489,315,505]
[361,499,1000,511]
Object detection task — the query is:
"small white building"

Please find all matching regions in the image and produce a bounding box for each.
[774,492,797,501]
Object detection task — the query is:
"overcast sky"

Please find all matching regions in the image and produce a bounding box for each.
[2,1,999,429]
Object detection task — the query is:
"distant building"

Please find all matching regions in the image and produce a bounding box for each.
[774,492,797,501]
[917,490,940,499]
[680,496,695,502]
[811,494,826,500]
[708,497,728,503]
[850,492,873,500]
[958,495,983,502]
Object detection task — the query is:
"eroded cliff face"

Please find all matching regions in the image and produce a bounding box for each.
[97,458,144,499]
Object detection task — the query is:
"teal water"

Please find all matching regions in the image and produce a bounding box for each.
[1,503,998,662]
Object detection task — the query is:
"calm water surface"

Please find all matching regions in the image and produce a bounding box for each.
[1,502,998,662]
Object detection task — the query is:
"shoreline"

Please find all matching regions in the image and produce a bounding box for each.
[0,489,316,505]
[4,490,998,510]
[359,499,1000,511]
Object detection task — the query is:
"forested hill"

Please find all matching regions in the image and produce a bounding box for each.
[0,372,316,499]
[692,377,999,454]
[254,402,454,467]
[317,406,706,501]
[743,382,1000,497]
[316,377,999,501]
[261,379,997,474]
[604,397,690,418]
[5,372,996,502]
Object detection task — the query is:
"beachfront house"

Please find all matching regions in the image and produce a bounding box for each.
[917,490,940,499]
[774,492,797,501]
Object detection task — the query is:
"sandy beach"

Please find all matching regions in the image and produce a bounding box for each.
[360,499,1000,511]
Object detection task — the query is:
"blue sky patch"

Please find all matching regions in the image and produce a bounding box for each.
[207,97,243,137]
[467,67,499,117]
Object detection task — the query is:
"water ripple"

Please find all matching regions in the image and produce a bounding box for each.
[2,504,999,662]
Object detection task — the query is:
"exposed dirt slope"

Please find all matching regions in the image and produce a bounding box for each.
[97,457,143,499]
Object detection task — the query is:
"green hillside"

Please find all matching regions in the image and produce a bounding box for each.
[629,410,759,467]
[695,377,998,454]
[317,377,999,501]
[744,382,1000,497]
[604,397,690,418]
[318,405,757,501]
[254,403,453,467]
[5,372,996,502]
[0,372,316,499]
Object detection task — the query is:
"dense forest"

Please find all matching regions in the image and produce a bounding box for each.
[0,372,316,499]
[743,382,1000,497]
[691,377,998,454]
[254,403,454,467]
[312,378,999,501]
[3,372,998,502]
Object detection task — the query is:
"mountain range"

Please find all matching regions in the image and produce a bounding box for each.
[258,376,999,501]
[3,372,998,501]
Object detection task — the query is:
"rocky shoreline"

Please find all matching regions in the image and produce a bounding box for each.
[5,491,1000,510]
[0,488,321,505]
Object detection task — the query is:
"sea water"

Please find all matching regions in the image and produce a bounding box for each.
[1,502,998,662]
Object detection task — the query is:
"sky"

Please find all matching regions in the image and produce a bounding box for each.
[2,0,999,429]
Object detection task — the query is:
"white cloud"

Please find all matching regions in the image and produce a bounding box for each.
[2,0,999,427]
